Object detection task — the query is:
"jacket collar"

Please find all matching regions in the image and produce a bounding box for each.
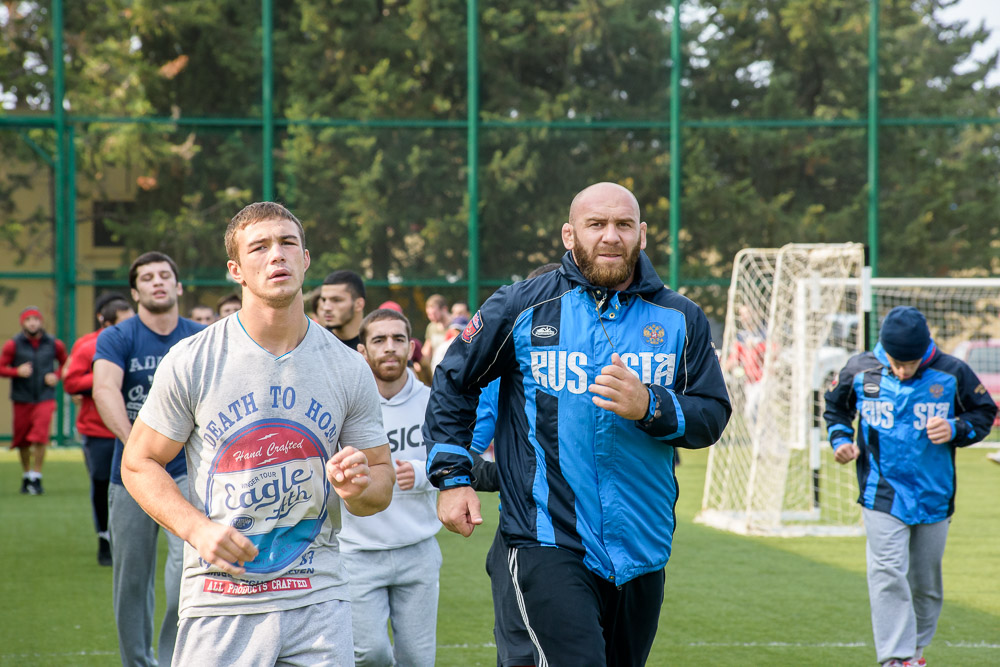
[16,330,50,343]
[873,340,938,374]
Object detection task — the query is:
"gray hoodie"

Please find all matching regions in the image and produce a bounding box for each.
[338,370,440,552]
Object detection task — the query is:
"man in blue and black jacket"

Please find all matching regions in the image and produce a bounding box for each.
[423,182,731,666]
[824,305,997,667]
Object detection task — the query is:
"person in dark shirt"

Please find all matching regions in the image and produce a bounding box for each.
[0,306,67,495]
[93,251,204,667]
[316,269,366,350]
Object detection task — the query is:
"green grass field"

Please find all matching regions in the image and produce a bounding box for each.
[1,447,998,666]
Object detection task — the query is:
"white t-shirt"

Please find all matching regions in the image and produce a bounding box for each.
[139,316,386,618]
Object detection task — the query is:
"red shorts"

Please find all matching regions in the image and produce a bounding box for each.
[11,400,56,449]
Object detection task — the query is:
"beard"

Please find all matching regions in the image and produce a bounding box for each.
[140,295,176,314]
[320,305,355,331]
[367,353,408,383]
[572,232,642,289]
[322,313,348,331]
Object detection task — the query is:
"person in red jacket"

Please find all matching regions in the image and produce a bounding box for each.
[62,293,134,565]
[0,306,67,495]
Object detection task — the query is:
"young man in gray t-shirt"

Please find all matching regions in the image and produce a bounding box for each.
[123,202,394,664]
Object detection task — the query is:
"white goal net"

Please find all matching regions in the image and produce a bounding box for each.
[870,278,1000,355]
[698,243,866,536]
[699,245,1000,537]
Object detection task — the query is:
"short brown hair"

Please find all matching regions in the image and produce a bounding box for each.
[225,202,305,262]
[100,298,132,326]
[426,294,447,309]
[129,251,179,289]
[526,263,560,280]
[216,292,242,311]
[359,308,412,345]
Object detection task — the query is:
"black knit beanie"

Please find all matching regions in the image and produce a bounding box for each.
[879,306,930,362]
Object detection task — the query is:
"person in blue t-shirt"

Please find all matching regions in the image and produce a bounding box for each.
[93,251,204,667]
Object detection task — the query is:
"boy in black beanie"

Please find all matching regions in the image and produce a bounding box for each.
[823,306,997,667]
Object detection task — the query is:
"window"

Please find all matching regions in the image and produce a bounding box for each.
[92,201,135,248]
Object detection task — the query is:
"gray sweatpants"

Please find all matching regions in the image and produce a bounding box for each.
[109,477,187,667]
[341,536,442,667]
[862,507,950,664]
[173,599,354,666]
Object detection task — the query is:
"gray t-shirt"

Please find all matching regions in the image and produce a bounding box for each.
[138,316,386,618]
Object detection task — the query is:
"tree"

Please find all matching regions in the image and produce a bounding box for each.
[681,0,1000,290]
[0,0,997,319]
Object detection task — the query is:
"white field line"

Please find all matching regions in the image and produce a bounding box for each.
[0,650,119,659]
[6,640,999,659]
[679,641,1000,649]
[435,640,1000,650]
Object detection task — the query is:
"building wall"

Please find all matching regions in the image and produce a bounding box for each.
[1,161,133,442]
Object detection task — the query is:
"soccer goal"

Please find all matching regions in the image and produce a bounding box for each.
[698,243,867,537]
[699,245,1000,537]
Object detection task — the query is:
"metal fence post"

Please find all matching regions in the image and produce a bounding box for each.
[669,0,683,291]
[262,0,275,201]
[466,0,480,310]
[867,0,880,348]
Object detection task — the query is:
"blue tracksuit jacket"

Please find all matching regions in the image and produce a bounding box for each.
[823,341,997,524]
[423,251,731,585]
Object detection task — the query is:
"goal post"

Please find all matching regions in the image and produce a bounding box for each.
[699,246,1000,537]
[698,243,866,537]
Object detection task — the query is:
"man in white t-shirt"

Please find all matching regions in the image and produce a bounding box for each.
[340,308,441,666]
[122,202,395,665]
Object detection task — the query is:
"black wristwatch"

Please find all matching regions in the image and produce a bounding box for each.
[638,384,661,426]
